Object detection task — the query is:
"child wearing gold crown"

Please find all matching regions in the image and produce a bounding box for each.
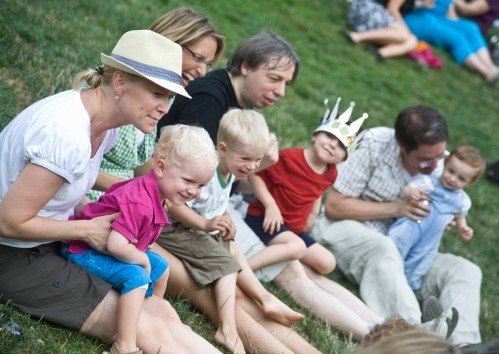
[245,98,368,275]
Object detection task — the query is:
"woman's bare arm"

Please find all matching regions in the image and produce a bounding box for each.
[454,0,490,16]
[0,163,116,251]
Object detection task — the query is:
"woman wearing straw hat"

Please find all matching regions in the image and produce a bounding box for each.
[88,7,226,202]
[0,30,221,354]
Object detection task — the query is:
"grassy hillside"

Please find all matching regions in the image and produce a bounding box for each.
[1,0,497,353]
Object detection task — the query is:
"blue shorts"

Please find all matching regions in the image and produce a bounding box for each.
[66,249,168,296]
[244,214,316,247]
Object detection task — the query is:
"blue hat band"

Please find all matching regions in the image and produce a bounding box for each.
[111,54,183,86]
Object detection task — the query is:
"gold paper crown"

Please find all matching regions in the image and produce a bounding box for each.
[314,97,368,154]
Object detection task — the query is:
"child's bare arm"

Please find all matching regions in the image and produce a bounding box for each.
[248,174,283,235]
[168,204,233,236]
[220,211,236,240]
[402,185,414,200]
[304,197,322,232]
[248,174,277,208]
[255,133,279,172]
[455,215,473,241]
[402,185,426,201]
[168,204,208,230]
[106,230,150,273]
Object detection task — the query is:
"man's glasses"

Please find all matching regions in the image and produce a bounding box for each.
[419,151,449,169]
[183,46,214,71]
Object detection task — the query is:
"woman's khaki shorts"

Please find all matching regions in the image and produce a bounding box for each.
[156,227,241,287]
[0,243,112,331]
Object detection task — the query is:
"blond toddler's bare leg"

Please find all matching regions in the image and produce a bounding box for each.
[231,242,304,326]
[116,288,147,352]
[153,268,169,298]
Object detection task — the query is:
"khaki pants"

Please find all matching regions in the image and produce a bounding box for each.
[310,216,482,344]
[157,227,241,287]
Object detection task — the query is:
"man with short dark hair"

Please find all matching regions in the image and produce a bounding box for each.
[157,31,299,145]
[310,105,482,345]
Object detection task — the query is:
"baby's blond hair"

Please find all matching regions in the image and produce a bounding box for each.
[447,146,485,185]
[217,109,269,156]
[155,124,218,170]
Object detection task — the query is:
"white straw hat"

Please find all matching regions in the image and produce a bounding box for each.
[101,30,190,98]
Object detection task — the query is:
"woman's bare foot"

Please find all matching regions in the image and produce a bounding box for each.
[261,293,305,327]
[214,326,246,354]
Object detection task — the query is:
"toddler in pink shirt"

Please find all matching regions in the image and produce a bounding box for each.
[64,125,218,354]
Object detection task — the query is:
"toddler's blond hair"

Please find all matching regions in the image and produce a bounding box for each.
[447,145,485,185]
[217,109,269,156]
[155,124,218,170]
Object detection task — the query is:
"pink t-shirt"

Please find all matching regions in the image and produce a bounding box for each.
[68,169,170,253]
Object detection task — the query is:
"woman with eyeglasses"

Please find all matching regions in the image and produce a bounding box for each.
[88,7,225,201]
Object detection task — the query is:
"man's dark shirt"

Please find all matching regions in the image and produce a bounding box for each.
[157,69,240,143]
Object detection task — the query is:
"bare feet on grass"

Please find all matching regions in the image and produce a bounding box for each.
[261,293,305,327]
[214,326,246,354]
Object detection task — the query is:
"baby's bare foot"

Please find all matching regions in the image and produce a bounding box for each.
[214,326,246,354]
[262,293,305,326]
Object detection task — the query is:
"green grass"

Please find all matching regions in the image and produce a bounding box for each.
[1,0,498,352]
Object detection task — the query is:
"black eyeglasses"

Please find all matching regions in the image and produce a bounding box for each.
[183,46,215,71]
